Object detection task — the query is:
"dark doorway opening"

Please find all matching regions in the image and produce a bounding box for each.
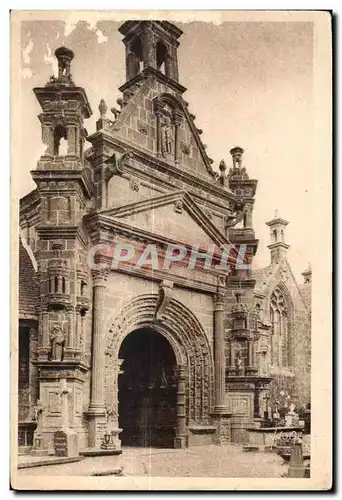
[118,327,177,447]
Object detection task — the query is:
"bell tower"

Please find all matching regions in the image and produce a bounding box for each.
[266,210,290,264]
[119,20,182,84]
[30,47,93,453]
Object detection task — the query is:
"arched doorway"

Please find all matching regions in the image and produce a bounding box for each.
[118,327,177,447]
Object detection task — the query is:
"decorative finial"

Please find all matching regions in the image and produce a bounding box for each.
[308,261,311,271]
[117,97,124,109]
[98,99,108,117]
[274,209,279,218]
[219,160,227,174]
[230,146,244,168]
[55,46,74,81]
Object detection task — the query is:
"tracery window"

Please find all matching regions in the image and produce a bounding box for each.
[269,288,290,368]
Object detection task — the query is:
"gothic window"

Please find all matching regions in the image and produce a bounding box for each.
[273,229,278,243]
[269,288,290,368]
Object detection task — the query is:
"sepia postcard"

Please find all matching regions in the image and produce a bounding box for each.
[10,10,332,491]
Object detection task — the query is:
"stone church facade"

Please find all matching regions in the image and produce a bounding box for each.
[17,21,311,454]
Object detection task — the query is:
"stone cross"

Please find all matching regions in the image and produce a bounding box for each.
[59,378,72,429]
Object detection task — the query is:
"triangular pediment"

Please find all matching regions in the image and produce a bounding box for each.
[107,74,217,181]
[100,190,234,251]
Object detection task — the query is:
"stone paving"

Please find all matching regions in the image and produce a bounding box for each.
[16,444,287,478]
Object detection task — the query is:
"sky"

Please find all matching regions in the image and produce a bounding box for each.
[17,16,314,282]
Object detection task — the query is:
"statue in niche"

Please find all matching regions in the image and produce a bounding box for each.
[235,349,244,376]
[49,325,65,361]
[161,115,173,156]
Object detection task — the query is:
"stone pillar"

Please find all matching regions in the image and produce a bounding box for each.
[213,291,228,413]
[173,112,182,165]
[174,365,187,448]
[39,309,50,360]
[155,109,162,157]
[245,202,253,228]
[142,24,156,68]
[248,339,253,368]
[67,307,74,349]
[87,272,107,448]
[67,125,76,156]
[165,54,174,79]
[29,327,39,409]
[75,309,82,350]
[42,125,54,156]
[228,342,235,376]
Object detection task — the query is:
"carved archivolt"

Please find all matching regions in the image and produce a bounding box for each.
[105,294,214,425]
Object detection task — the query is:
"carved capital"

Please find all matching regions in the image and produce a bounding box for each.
[92,268,110,285]
[214,291,225,309]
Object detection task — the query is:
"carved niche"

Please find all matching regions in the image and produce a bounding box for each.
[153,94,183,163]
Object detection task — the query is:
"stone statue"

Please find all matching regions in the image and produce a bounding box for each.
[50,325,65,361]
[235,350,244,375]
[33,400,44,431]
[106,406,117,433]
[161,116,173,156]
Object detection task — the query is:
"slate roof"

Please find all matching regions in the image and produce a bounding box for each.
[252,264,276,295]
[19,240,39,318]
[299,283,312,312]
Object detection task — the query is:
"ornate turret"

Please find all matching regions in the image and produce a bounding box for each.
[47,46,75,87]
[33,46,92,166]
[266,210,290,264]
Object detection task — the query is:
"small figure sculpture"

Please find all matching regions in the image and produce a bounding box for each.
[111,107,121,120]
[235,349,244,375]
[50,325,65,361]
[33,400,44,430]
[174,200,183,214]
[161,116,173,156]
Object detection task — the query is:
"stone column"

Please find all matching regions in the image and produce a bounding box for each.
[155,108,163,157]
[248,339,253,368]
[174,365,187,448]
[165,54,174,79]
[87,271,107,448]
[88,272,106,413]
[67,307,75,349]
[228,342,235,376]
[244,202,253,228]
[213,291,228,413]
[173,112,182,165]
[39,308,50,360]
[75,308,81,350]
[142,24,156,68]
[29,327,39,409]
[67,125,76,156]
